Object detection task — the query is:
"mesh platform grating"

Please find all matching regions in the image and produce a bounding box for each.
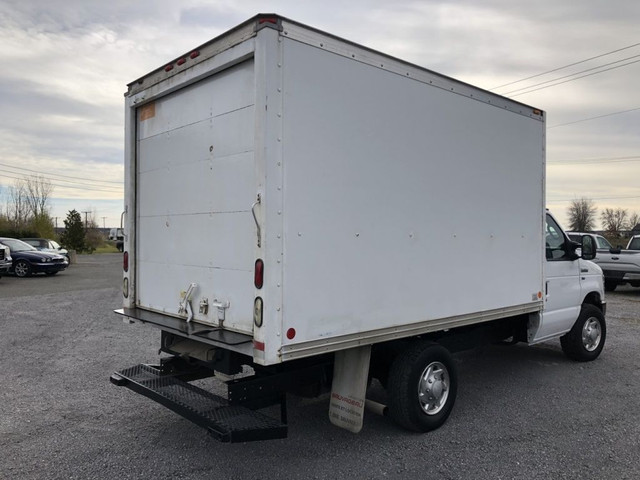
[114,364,287,442]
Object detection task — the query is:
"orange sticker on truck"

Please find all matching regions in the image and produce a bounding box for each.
[139,103,156,121]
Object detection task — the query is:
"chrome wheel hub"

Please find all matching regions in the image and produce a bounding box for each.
[417,361,450,415]
[582,318,602,352]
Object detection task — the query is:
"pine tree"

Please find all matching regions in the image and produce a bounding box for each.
[60,209,86,252]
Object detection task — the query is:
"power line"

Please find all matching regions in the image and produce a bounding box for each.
[491,42,640,90]
[508,58,640,98]
[549,194,640,202]
[503,53,640,96]
[0,168,123,192]
[0,162,122,186]
[547,106,640,129]
[0,172,122,194]
[504,56,640,97]
[548,156,640,166]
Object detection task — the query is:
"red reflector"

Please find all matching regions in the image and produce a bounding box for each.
[254,259,264,289]
[189,51,200,59]
[123,251,129,272]
[177,58,186,66]
[259,17,278,24]
[164,64,173,72]
[253,340,265,351]
[286,328,296,340]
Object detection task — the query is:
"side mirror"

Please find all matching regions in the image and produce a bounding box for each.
[610,247,622,255]
[582,235,596,260]
[567,241,581,260]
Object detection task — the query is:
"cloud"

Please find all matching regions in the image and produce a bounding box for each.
[0,0,638,228]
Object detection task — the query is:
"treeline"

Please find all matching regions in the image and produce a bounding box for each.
[0,176,103,252]
[567,198,640,237]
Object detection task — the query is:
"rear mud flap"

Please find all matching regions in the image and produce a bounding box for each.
[329,345,371,433]
[111,364,287,443]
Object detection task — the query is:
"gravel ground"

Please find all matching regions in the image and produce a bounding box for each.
[1,254,639,480]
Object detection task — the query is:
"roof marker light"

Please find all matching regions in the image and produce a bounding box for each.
[189,51,200,59]
[177,58,186,66]
[164,64,173,72]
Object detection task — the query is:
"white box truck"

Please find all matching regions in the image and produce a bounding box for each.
[112,14,607,442]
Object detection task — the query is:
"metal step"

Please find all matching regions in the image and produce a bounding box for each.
[111,364,287,443]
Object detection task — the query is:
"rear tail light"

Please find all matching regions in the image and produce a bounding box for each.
[123,251,129,272]
[254,259,264,289]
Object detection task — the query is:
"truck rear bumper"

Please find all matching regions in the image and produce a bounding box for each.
[115,308,253,356]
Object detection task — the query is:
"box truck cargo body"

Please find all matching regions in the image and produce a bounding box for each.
[113,15,606,442]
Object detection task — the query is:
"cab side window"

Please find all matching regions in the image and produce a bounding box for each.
[545,215,570,261]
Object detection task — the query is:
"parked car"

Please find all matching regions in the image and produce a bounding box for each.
[20,238,70,263]
[627,235,640,251]
[567,231,640,291]
[0,244,11,277]
[0,237,69,277]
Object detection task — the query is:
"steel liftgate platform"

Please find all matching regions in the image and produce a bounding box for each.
[111,364,287,443]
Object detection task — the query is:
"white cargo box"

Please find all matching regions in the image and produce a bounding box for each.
[123,15,545,366]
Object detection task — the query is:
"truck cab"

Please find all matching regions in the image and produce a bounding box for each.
[532,214,605,348]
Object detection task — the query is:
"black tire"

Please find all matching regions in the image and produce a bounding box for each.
[604,280,617,292]
[14,260,32,278]
[387,342,457,432]
[560,304,606,362]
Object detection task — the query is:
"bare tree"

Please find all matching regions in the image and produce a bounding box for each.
[5,182,30,230]
[2,176,54,233]
[567,197,597,232]
[600,208,628,238]
[628,212,640,233]
[24,175,54,218]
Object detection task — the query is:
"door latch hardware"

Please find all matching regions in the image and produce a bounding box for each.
[178,283,197,322]
[211,299,230,324]
[251,193,262,247]
[199,298,209,315]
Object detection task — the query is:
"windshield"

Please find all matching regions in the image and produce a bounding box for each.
[629,237,640,250]
[0,239,37,252]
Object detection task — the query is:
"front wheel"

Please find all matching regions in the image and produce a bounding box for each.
[14,260,32,277]
[387,342,457,432]
[560,304,606,362]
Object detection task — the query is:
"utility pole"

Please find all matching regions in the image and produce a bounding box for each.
[102,217,107,229]
[82,211,90,230]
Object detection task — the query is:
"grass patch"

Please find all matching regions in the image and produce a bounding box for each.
[94,244,121,254]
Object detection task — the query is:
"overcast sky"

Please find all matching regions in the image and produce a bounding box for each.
[0,0,638,229]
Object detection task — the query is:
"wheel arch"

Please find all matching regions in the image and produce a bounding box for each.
[582,291,605,313]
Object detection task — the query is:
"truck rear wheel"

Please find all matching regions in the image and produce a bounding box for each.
[560,304,606,362]
[387,342,457,432]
